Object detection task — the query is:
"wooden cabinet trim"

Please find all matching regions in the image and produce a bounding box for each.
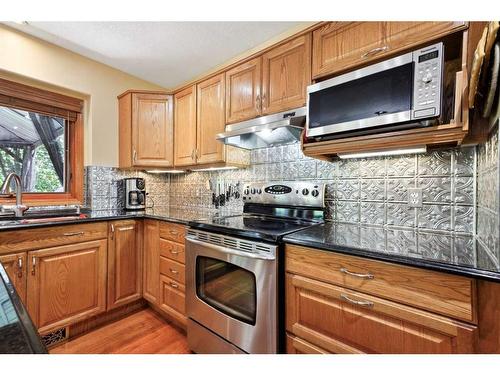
[174,85,198,166]
[0,252,27,303]
[159,222,187,244]
[143,219,160,304]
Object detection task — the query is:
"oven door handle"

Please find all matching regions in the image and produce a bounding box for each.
[185,236,276,261]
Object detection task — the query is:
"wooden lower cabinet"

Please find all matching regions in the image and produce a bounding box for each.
[159,275,187,326]
[0,252,27,303]
[143,219,160,304]
[107,220,142,310]
[27,239,108,334]
[286,273,477,354]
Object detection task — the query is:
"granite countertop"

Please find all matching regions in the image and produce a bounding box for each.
[283,222,500,282]
[0,206,241,231]
[0,264,46,354]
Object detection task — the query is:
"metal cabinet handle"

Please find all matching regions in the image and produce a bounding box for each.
[133,149,137,162]
[63,231,84,237]
[17,257,23,278]
[255,94,261,112]
[169,268,179,274]
[340,294,374,308]
[110,224,115,239]
[340,267,374,279]
[169,249,181,255]
[31,257,36,276]
[169,282,179,289]
[361,45,389,59]
[191,149,196,160]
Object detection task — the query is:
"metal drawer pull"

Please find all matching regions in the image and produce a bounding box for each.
[17,257,23,278]
[169,282,179,289]
[169,268,179,274]
[63,231,84,237]
[31,257,36,276]
[340,294,374,308]
[169,250,181,254]
[340,267,374,279]
[169,230,179,235]
[361,45,389,59]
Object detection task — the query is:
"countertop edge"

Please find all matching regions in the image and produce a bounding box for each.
[283,237,500,283]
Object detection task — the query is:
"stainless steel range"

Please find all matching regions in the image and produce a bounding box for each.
[185,181,325,354]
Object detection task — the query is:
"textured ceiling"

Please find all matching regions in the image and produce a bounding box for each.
[7,22,305,88]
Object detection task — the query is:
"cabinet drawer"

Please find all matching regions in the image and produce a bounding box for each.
[286,245,476,322]
[160,256,185,284]
[159,239,185,264]
[0,222,108,254]
[286,334,331,354]
[160,275,186,316]
[286,274,477,354]
[159,222,186,244]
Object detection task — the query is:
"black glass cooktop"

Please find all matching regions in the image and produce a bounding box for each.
[189,214,321,243]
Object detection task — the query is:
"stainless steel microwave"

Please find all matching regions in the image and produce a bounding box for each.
[306,42,444,138]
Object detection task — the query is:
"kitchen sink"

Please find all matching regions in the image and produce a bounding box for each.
[0,205,86,225]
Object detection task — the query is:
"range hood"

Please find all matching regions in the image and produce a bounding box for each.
[216,107,306,150]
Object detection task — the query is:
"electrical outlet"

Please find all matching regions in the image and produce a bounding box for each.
[408,188,423,208]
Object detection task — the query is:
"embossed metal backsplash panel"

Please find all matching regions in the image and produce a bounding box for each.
[171,142,477,235]
[476,125,500,270]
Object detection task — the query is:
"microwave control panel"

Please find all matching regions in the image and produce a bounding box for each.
[412,42,443,119]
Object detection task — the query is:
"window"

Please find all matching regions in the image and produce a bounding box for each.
[0,78,83,204]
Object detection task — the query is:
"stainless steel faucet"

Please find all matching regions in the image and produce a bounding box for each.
[0,173,29,217]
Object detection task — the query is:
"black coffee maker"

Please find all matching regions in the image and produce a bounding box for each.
[123,178,146,210]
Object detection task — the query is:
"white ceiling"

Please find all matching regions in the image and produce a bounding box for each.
[6,22,305,88]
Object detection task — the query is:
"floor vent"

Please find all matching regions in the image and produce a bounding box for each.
[41,327,68,348]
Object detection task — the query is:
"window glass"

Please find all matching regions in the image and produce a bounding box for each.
[0,105,66,193]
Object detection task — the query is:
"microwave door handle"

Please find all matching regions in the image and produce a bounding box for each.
[185,236,275,261]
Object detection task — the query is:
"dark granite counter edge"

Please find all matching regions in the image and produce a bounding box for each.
[283,237,500,283]
[0,264,47,354]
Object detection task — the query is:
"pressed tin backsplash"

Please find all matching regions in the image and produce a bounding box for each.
[83,124,500,270]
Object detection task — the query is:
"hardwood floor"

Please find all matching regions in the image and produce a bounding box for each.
[50,308,190,354]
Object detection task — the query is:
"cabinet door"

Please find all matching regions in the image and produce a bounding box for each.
[132,93,173,167]
[27,240,107,334]
[286,273,477,354]
[174,85,197,166]
[225,56,262,123]
[312,22,383,78]
[197,73,226,164]
[143,219,160,304]
[262,34,311,115]
[107,220,142,310]
[0,252,27,304]
[159,275,187,327]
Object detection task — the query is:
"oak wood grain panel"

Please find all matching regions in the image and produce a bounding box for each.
[159,275,187,326]
[107,220,142,310]
[0,252,27,303]
[477,280,500,353]
[312,21,467,79]
[196,73,226,164]
[0,222,108,255]
[286,273,477,354]
[160,257,185,284]
[174,85,198,166]
[262,33,312,114]
[225,56,262,123]
[143,220,160,305]
[159,238,185,264]
[118,92,133,168]
[286,334,330,354]
[131,93,173,167]
[286,245,476,322]
[27,239,107,334]
[159,222,186,244]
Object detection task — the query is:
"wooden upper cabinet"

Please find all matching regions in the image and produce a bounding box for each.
[107,220,142,310]
[143,219,160,305]
[174,85,197,166]
[312,21,466,78]
[118,91,173,168]
[0,252,27,304]
[225,56,262,124]
[262,33,312,114]
[196,73,226,164]
[27,239,107,334]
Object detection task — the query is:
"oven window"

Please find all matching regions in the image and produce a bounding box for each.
[196,256,256,325]
[308,63,413,129]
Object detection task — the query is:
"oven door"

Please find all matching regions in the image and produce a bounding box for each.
[185,234,277,354]
[306,52,414,137]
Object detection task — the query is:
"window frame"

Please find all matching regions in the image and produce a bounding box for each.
[0,78,84,206]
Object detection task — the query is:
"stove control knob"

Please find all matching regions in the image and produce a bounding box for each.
[302,188,309,196]
[311,189,320,197]
[244,189,249,195]
[250,188,256,194]
[257,188,262,194]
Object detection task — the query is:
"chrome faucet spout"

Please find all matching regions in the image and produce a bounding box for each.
[0,172,28,217]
